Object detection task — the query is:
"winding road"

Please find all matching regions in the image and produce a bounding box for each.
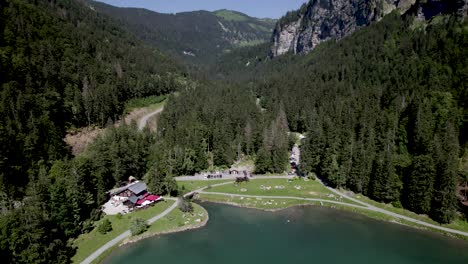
[81,198,178,264]
[138,106,164,130]
[82,105,167,264]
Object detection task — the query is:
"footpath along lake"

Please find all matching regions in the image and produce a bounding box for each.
[104,203,468,264]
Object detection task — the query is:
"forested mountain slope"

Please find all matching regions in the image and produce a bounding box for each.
[0,0,183,197]
[262,13,468,223]
[0,1,184,262]
[89,1,276,65]
[163,8,468,224]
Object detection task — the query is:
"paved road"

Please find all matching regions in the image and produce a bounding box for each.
[80,198,179,264]
[138,106,164,130]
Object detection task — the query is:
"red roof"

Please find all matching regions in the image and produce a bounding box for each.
[147,195,160,201]
[135,194,161,205]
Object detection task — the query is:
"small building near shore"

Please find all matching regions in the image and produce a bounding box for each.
[104,181,162,215]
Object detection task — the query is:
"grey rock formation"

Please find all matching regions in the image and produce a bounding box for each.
[408,0,468,21]
[270,0,417,57]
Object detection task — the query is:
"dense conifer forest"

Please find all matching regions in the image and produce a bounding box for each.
[158,12,468,224]
[0,0,184,262]
[1,0,468,263]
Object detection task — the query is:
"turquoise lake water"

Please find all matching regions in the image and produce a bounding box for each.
[104,203,468,264]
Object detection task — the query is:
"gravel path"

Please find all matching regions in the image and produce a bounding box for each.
[138,106,164,130]
[80,199,178,264]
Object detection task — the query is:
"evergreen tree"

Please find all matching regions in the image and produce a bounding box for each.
[431,123,459,223]
[403,155,435,214]
[370,150,402,203]
[300,123,325,174]
[255,146,272,174]
[144,165,178,196]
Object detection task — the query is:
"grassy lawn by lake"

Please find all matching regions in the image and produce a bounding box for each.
[178,179,233,193]
[72,200,175,263]
[198,193,312,210]
[128,203,207,241]
[204,178,358,204]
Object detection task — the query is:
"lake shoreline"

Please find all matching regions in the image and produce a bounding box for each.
[103,202,468,264]
[196,196,468,241]
[102,197,467,264]
[197,197,304,212]
[120,204,209,247]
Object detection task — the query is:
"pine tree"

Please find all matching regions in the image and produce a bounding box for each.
[255,146,272,174]
[430,123,459,223]
[144,165,177,196]
[403,155,435,214]
[370,150,402,203]
[299,124,325,174]
[320,145,345,187]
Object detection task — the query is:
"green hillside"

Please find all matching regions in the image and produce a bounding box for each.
[89,1,276,65]
[214,9,250,21]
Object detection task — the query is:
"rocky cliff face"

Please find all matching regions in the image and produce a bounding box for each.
[270,0,468,57]
[270,0,415,57]
[408,0,468,21]
[269,0,468,57]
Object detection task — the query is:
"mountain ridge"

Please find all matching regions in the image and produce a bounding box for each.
[89,1,277,65]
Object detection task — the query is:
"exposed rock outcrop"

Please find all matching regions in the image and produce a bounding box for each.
[407,0,468,21]
[270,0,415,57]
[269,0,466,58]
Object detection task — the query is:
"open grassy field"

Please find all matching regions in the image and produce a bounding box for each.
[214,10,248,21]
[198,193,312,210]
[177,179,233,193]
[204,178,357,203]
[72,200,175,263]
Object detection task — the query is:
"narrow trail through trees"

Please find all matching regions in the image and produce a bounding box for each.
[138,107,164,130]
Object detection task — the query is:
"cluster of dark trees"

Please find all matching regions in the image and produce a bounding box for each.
[151,83,290,175]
